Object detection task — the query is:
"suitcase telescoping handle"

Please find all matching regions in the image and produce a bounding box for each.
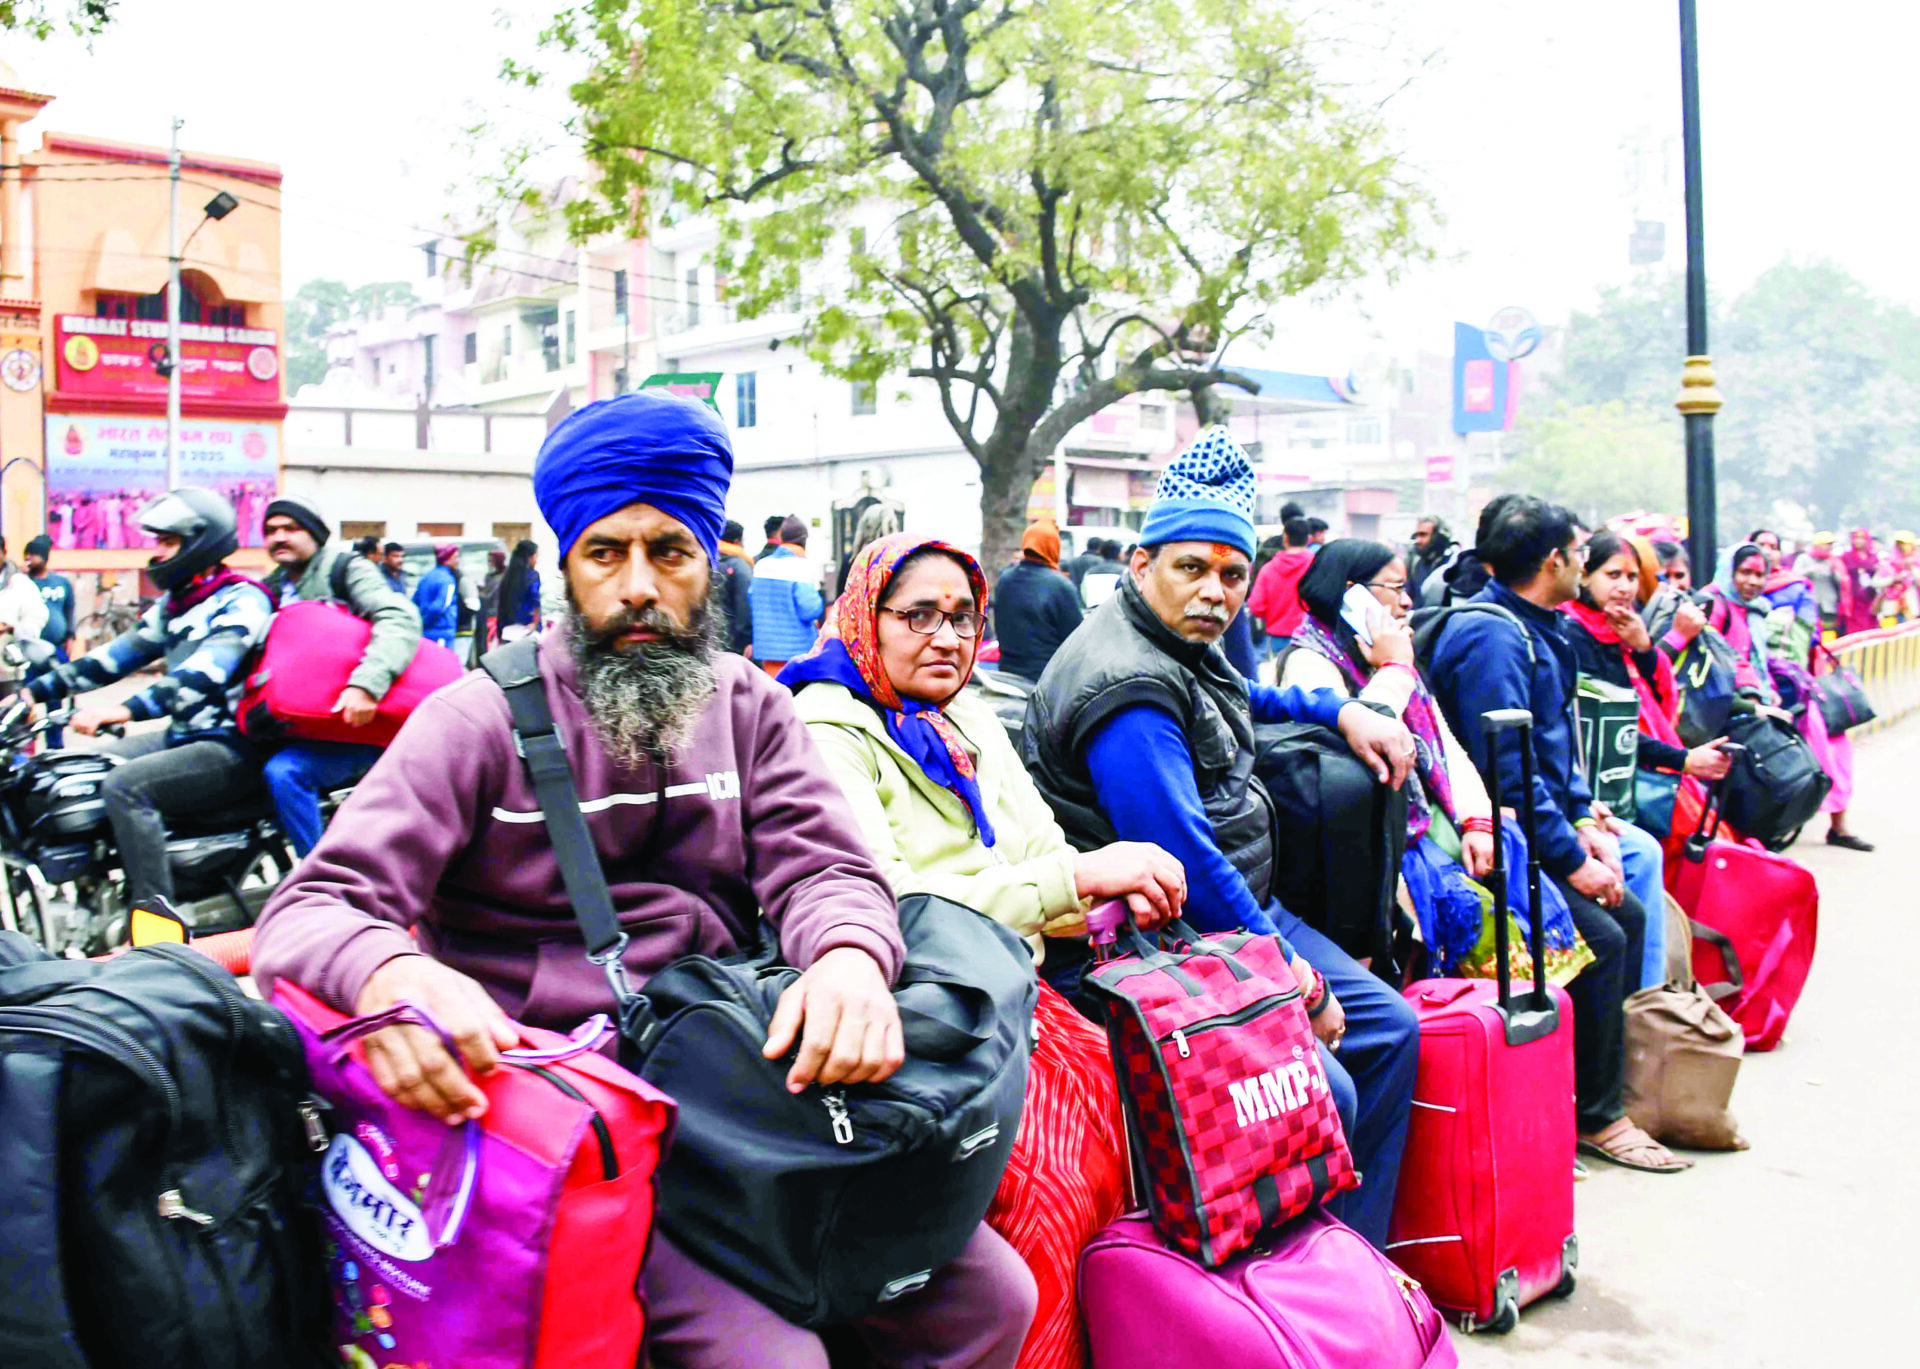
[1479,708,1559,1048]
[1683,743,1747,858]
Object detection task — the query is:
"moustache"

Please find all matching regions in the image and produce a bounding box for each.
[581,603,706,652]
[1182,598,1230,625]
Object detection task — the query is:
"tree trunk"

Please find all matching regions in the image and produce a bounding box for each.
[977,441,1045,586]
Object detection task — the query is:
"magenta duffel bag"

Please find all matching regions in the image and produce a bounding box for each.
[1080,1208,1457,1368]
[1083,903,1355,1269]
[240,599,465,748]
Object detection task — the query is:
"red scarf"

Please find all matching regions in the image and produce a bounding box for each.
[1561,598,1685,750]
[167,565,270,617]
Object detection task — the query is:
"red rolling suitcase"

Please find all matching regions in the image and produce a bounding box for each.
[986,980,1130,1369]
[1387,707,1578,1334]
[1668,784,1818,1052]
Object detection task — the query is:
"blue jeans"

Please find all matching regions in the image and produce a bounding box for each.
[1614,820,1668,989]
[262,741,383,856]
[1271,907,1420,1250]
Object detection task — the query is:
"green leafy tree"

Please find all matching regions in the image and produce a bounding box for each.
[0,0,112,38]
[284,279,418,393]
[1502,401,1682,528]
[1546,261,1920,537]
[514,0,1430,570]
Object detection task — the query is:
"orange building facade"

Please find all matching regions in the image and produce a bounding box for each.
[0,62,282,578]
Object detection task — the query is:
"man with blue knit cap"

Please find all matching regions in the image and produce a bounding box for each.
[254,391,1038,1369]
[1024,425,1422,1249]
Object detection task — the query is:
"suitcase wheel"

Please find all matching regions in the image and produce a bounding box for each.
[1462,1269,1521,1335]
[1552,1269,1577,1300]
[1552,1234,1579,1300]
[1484,1297,1520,1335]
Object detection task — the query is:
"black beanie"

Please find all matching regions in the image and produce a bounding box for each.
[24,534,51,560]
[263,495,330,545]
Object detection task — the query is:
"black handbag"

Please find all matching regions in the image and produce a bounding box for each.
[1672,630,1739,747]
[1812,644,1877,736]
[1718,711,1831,849]
[481,639,1034,1327]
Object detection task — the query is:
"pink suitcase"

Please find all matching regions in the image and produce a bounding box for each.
[239,599,465,747]
[1386,708,1577,1333]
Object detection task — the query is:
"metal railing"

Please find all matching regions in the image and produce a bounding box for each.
[1826,620,1920,735]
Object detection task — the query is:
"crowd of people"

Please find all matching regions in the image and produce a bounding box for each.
[1,390,1879,1367]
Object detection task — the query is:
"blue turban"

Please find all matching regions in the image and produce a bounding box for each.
[1138,425,1258,558]
[533,391,735,566]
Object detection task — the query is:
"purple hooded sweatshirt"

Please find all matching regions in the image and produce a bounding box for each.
[252,621,904,1026]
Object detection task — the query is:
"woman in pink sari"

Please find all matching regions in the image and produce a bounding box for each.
[1837,528,1883,637]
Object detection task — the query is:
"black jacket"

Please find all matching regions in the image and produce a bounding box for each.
[1561,614,1689,773]
[718,551,755,654]
[1022,574,1274,904]
[991,558,1082,683]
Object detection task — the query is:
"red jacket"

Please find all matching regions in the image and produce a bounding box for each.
[1248,548,1315,637]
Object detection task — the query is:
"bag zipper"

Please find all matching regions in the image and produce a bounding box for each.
[823,1088,854,1144]
[513,1063,619,1180]
[0,1010,181,1141]
[1159,994,1296,1059]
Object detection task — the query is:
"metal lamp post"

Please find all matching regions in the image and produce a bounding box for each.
[1676,0,1723,578]
[164,115,240,489]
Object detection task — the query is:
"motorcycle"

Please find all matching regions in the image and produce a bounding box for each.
[968,667,1036,743]
[0,646,296,956]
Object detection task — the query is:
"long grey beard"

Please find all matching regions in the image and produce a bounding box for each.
[566,596,723,769]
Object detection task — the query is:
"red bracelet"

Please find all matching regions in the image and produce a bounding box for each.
[1461,816,1496,835]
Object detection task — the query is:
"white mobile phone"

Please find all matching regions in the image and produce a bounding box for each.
[1339,582,1383,648]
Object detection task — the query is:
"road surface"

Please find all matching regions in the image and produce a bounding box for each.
[1452,716,1918,1367]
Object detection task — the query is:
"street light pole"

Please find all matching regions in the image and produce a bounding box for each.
[1676,0,1722,579]
[165,117,184,490]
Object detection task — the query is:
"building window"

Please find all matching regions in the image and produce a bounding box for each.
[613,269,629,321]
[493,522,531,546]
[463,332,477,365]
[613,364,629,395]
[423,334,436,395]
[685,268,700,327]
[564,311,576,364]
[423,242,438,277]
[417,522,463,538]
[340,521,386,541]
[1346,416,1383,445]
[501,324,513,357]
[851,380,876,416]
[736,371,758,428]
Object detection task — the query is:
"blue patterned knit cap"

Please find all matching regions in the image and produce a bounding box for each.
[1138,425,1257,558]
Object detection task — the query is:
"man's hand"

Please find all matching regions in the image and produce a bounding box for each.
[1673,600,1707,643]
[1578,820,1623,879]
[763,946,905,1094]
[1336,701,1415,790]
[333,686,380,729]
[1075,842,1186,931]
[1567,856,1624,908]
[1685,737,1733,781]
[1604,601,1653,652]
[70,703,132,737]
[353,956,520,1124]
[1362,618,1416,671]
[1462,828,1496,879]
[1291,954,1345,1046]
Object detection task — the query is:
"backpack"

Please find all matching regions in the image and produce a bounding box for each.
[1253,717,1409,974]
[478,636,1036,1327]
[0,934,332,1368]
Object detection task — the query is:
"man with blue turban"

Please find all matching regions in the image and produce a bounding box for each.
[254,390,1038,1369]
[1025,424,1423,1249]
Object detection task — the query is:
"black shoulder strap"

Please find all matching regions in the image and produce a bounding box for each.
[479,638,639,1010]
[328,550,353,604]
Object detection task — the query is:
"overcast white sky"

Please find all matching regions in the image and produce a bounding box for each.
[13,0,1914,372]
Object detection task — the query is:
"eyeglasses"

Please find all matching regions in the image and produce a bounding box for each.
[881,606,986,638]
[1363,580,1410,597]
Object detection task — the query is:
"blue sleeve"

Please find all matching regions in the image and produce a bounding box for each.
[1429,621,1586,878]
[1085,704,1292,955]
[1246,681,1349,729]
[795,580,825,626]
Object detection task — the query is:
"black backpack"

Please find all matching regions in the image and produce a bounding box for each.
[1718,712,1832,849]
[1254,719,1409,976]
[0,935,332,1368]
[479,636,1035,1326]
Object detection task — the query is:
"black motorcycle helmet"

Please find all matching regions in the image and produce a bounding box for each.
[140,487,239,594]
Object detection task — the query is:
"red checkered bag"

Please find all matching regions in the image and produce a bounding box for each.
[1084,904,1356,1268]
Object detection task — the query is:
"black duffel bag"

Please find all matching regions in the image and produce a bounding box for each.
[1254,716,1409,976]
[1813,644,1877,736]
[1719,710,1832,849]
[483,639,1034,1327]
[0,935,332,1368]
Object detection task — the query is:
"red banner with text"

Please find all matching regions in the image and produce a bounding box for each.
[54,315,282,404]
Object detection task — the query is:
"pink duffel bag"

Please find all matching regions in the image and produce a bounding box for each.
[240,599,465,747]
[1080,1208,1456,1368]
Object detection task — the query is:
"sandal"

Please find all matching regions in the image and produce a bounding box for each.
[1577,1119,1693,1174]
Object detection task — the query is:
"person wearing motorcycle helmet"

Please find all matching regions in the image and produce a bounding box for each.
[20,486,276,911]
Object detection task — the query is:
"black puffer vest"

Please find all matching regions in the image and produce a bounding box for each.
[1022,574,1275,904]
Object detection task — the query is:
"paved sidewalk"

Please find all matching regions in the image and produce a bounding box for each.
[1452,717,1919,1367]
